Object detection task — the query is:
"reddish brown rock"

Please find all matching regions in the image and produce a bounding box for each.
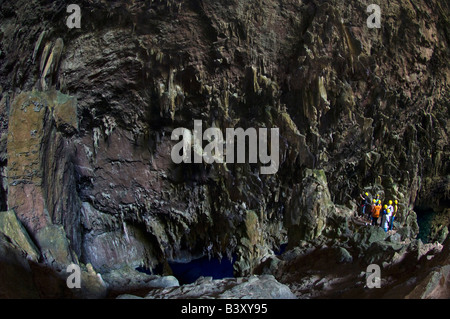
[7,90,81,256]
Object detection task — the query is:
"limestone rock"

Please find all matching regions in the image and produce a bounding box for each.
[144,275,296,299]
[352,225,388,251]
[363,240,406,266]
[234,210,269,276]
[405,265,450,299]
[7,90,81,258]
[397,211,420,240]
[148,276,180,288]
[0,210,39,262]
[40,38,64,90]
[35,224,75,269]
[287,169,335,245]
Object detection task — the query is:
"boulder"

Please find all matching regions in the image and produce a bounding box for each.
[148,276,180,288]
[101,266,178,297]
[257,255,283,275]
[387,232,402,243]
[144,275,296,299]
[0,210,39,261]
[219,275,296,299]
[101,266,158,291]
[324,205,353,239]
[352,225,388,251]
[35,224,75,269]
[363,240,406,266]
[406,265,450,299]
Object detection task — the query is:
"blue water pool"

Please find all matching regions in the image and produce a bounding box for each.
[169,255,236,285]
[137,255,236,285]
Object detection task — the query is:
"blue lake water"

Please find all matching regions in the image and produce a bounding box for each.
[275,243,288,255]
[136,255,236,285]
[415,206,436,244]
[169,255,236,285]
[137,244,287,284]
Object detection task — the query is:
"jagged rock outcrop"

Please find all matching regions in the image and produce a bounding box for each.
[0,209,107,298]
[0,210,39,262]
[137,275,296,299]
[287,169,335,245]
[256,226,449,299]
[0,0,448,298]
[6,90,80,262]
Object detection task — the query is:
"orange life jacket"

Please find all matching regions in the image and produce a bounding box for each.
[372,205,381,218]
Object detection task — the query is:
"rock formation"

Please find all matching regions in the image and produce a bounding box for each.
[0,0,448,298]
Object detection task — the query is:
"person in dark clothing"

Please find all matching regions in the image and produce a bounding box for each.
[359,192,371,217]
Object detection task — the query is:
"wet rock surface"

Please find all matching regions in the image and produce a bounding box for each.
[0,0,448,298]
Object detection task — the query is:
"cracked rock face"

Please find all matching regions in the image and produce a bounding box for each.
[0,0,449,298]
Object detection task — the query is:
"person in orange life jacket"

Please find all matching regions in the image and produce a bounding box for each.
[370,199,376,214]
[381,205,390,232]
[371,202,382,226]
[369,199,377,221]
[359,192,371,217]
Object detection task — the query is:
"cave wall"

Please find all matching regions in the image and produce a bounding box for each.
[0,0,448,276]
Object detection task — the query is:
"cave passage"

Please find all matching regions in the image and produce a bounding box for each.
[414,206,436,244]
[168,255,236,285]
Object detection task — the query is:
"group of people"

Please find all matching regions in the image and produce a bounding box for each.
[360,192,398,232]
